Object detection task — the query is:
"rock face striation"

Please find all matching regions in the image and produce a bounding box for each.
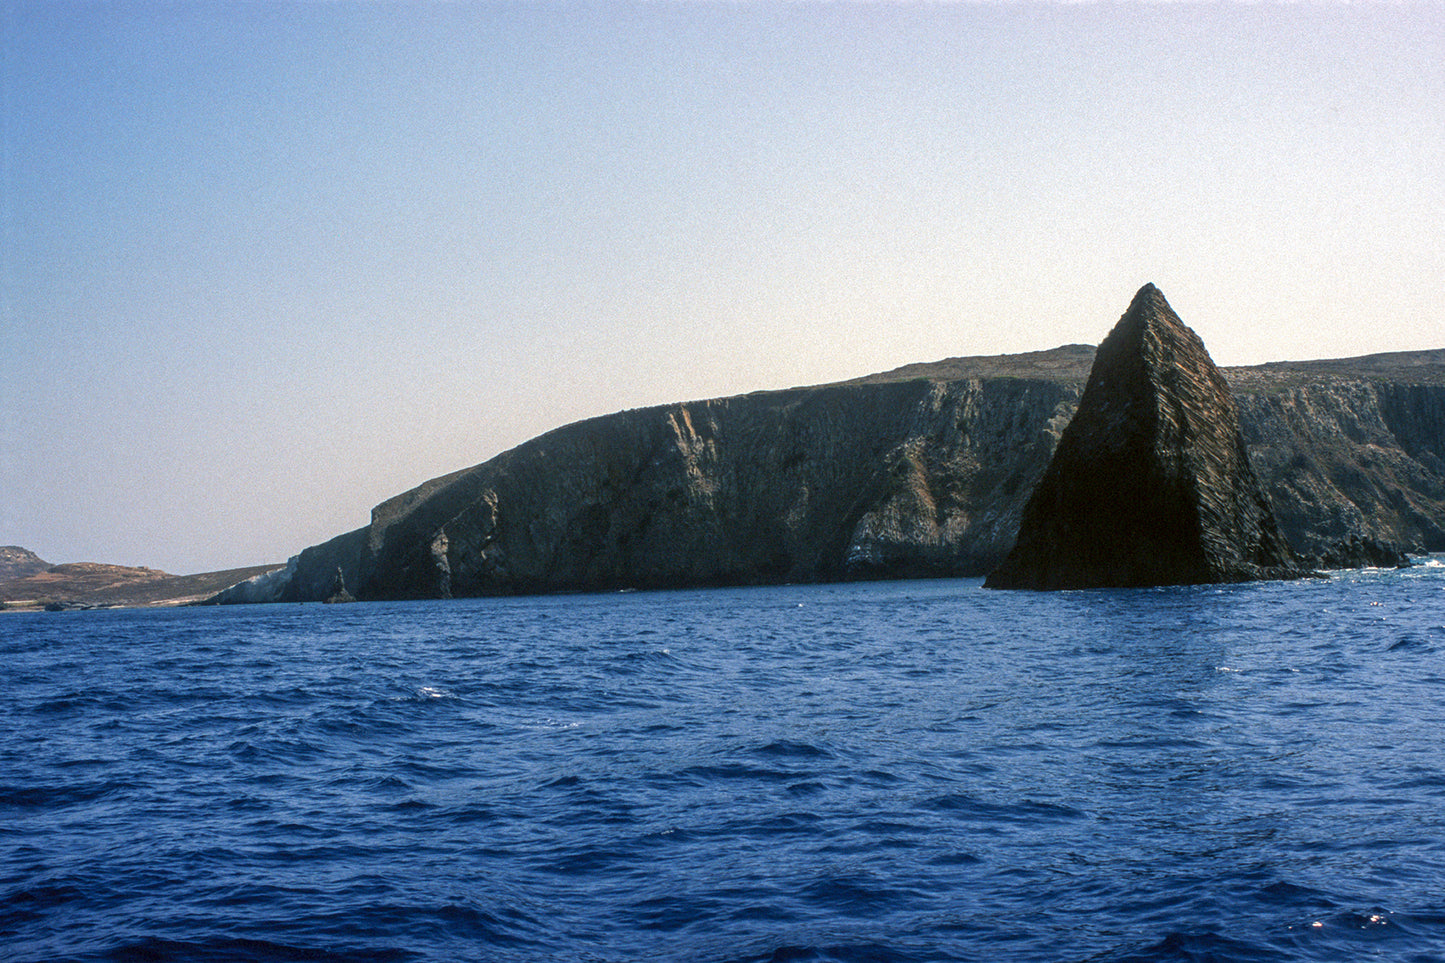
[1233,378,1445,568]
[206,302,1445,604]
[985,285,1304,589]
[338,373,1082,600]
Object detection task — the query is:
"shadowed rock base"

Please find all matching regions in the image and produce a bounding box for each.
[986,284,1307,590]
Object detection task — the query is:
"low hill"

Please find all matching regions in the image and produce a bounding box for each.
[1,560,285,611]
[0,546,51,581]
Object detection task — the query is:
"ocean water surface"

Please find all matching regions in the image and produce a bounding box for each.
[4,561,1445,962]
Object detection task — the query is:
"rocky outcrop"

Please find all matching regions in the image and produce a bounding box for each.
[279,527,367,603]
[0,546,51,581]
[206,557,296,604]
[985,285,1304,589]
[322,566,356,604]
[210,319,1444,603]
[203,527,367,605]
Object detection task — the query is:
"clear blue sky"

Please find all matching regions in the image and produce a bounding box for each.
[2,1,1442,574]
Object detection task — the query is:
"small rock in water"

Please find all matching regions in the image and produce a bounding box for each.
[323,565,356,604]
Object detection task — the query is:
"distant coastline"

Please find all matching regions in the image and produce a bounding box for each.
[0,552,283,612]
[9,340,1445,611]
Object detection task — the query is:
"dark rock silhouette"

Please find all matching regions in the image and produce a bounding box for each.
[322,565,356,604]
[986,284,1306,590]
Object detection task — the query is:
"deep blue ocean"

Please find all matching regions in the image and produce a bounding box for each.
[4,561,1445,963]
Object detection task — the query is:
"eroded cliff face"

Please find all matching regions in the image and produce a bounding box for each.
[217,343,1445,603]
[347,375,1081,599]
[1235,381,1445,565]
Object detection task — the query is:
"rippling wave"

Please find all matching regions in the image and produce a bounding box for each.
[4,562,1445,961]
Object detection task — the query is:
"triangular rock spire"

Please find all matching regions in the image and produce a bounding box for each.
[985,284,1304,589]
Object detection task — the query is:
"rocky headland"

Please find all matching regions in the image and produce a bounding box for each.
[0,555,284,611]
[208,303,1445,604]
[985,285,1304,589]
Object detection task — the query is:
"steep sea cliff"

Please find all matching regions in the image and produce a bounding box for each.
[1236,380,1445,566]
[214,346,1445,603]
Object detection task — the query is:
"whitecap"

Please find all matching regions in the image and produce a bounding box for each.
[520,718,582,731]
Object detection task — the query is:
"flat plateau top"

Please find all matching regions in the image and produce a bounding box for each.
[847,345,1445,392]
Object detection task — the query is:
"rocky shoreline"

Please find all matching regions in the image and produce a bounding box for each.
[209,315,1445,603]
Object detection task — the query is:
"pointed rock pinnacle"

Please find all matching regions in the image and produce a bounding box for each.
[985,284,1305,590]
